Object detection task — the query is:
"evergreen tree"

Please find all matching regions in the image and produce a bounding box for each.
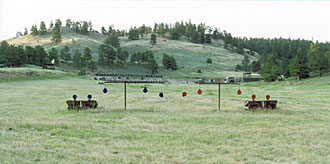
[24,28,28,35]
[30,25,38,36]
[0,41,7,64]
[66,18,72,28]
[88,21,93,31]
[101,27,107,35]
[149,58,159,74]
[251,60,261,72]
[205,34,212,44]
[104,32,120,48]
[88,60,97,72]
[150,33,157,46]
[49,21,54,30]
[98,44,106,65]
[39,21,47,35]
[25,46,36,64]
[3,45,20,67]
[51,22,62,44]
[60,46,71,62]
[138,24,146,38]
[34,46,49,66]
[48,47,58,64]
[308,43,329,76]
[162,54,177,70]
[242,55,250,72]
[55,19,62,26]
[169,27,181,40]
[289,48,309,80]
[73,49,82,69]
[116,48,129,63]
[191,30,199,43]
[83,47,92,62]
[260,54,281,81]
[81,21,89,34]
[128,27,139,40]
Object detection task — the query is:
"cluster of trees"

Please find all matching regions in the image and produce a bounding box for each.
[66,19,93,35]
[260,43,330,81]
[130,50,159,74]
[162,54,177,70]
[100,25,126,37]
[72,47,97,71]
[0,41,53,67]
[17,19,63,45]
[125,21,220,45]
[235,55,261,73]
[0,40,97,72]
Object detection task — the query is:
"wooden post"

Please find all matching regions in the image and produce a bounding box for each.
[124,82,127,110]
[218,83,220,111]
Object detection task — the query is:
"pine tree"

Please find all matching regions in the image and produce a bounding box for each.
[104,32,120,48]
[128,27,139,40]
[260,54,281,81]
[34,46,49,66]
[48,47,58,64]
[49,21,54,30]
[251,60,261,72]
[51,22,62,44]
[73,49,82,69]
[60,46,71,62]
[101,27,107,35]
[150,33,157,46]
[242,55,250,72]
[83,47,92,62]
[308,43,329,76]
[30,25,38,36]
[66,18,72,28]
[81,21,89,34]
[98,44,106,65]
[191,30,199,43]
[289,48,309,80]
[39,21,47,35]
[24,28,28,35]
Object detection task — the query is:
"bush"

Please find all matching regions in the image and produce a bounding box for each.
[197,69,202,73]
[206,58,212,63]
[78,69,86,76]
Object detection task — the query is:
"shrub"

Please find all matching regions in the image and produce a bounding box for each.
[206,58,212,63]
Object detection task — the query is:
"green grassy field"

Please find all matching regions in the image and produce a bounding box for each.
[0,70,329,163]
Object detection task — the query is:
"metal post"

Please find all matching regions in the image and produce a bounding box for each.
[218,83,220,111]
[124,82,127,110]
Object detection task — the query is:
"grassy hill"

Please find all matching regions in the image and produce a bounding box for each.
[6,27,259,78]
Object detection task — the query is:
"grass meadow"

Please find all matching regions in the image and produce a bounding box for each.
[0,72,329,163]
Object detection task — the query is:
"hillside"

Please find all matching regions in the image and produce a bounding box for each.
[6,27,259,78]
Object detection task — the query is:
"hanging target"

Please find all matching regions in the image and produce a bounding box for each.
[103,88,108,94]
[73,95,77,101]
[87,94,92,100]
[143,87,148,93]
[197,89,202,95]
[182,92,187,97]
[252,94,256,101]
[159,92,164,98]
[266,95,270,100]
[237,89,242,95]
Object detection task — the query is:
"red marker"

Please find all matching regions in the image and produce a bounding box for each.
[182,92,187,97]
[237,89,242,95]
[197,89,202,95]
[266,95,270,100]
[252,94,256,101]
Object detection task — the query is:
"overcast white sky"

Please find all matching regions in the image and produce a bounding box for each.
[0,0,330,42]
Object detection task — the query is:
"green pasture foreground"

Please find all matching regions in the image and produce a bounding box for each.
[0,77,329,163]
